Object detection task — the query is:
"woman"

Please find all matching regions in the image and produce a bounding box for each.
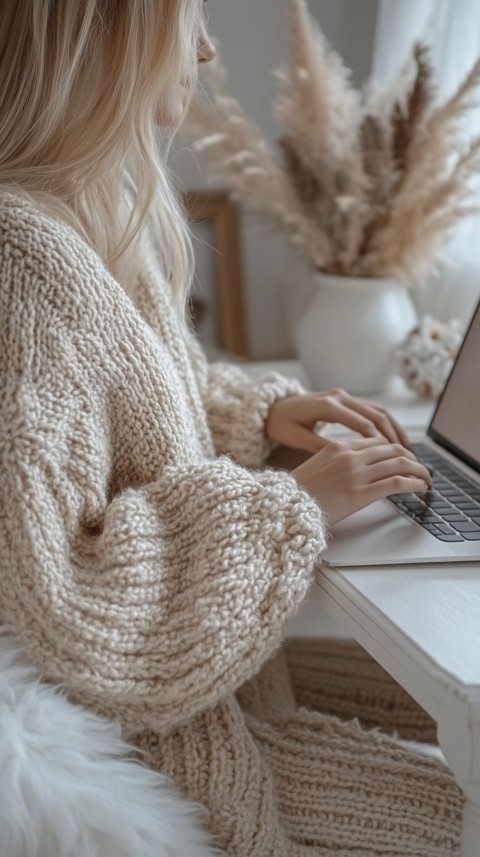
[0,1,462,855]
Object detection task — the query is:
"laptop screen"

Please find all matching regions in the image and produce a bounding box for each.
[428,299,480,473]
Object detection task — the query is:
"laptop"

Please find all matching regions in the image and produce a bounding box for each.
[323,298,480,567]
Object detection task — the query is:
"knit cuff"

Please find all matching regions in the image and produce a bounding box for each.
[217,371,306,469]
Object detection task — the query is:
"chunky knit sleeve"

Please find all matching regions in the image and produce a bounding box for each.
[0,198,328,734]
[186,335,306,468]
[1,436,325,733]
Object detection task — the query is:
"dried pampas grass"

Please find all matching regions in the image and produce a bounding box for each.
[187,0,480,284]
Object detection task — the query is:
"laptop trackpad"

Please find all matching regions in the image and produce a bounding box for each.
[323,500,457,566]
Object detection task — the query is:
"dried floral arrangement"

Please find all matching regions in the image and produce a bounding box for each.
[395,315,464,398]
[187,0,480,283]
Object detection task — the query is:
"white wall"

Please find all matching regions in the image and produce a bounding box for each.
[172,0,379,359]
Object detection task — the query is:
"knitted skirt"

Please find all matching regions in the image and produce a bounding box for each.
[136,639,463,857]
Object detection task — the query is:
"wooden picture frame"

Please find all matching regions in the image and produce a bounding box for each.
[183,189,249,358]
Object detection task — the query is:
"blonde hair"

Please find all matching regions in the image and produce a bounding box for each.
[0,0,204,301]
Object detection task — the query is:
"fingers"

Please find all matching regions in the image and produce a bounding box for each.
[361,441,422,467]
[318,438,432,487]
[309,436,388,462]
[362,399,412,450]
[314,397,387,440]
[365,456,432,488]
[361,474,431,506]
[334,392,408,446]
[278,390,413,454]
[314,437,407,456]
[317,389,411,447]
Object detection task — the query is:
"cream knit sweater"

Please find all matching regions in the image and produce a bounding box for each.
[0,191,462,856]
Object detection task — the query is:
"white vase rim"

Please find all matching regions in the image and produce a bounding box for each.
[312,272,406,290]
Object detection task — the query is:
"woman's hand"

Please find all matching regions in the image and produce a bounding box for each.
[265,389,411,453]
[293,437,433,525]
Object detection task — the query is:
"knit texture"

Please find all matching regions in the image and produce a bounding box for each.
[0,190,462,855]
[285,638,439,742]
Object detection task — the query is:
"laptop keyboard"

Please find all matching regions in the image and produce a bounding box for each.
[388,442,480,542]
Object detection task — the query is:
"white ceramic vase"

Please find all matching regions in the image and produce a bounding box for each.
[295,272,417,395]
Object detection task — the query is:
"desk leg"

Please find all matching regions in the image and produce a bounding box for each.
[461,799,480,857]
[437,701,480,857]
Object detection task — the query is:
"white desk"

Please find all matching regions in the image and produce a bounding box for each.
[314,563,480,857]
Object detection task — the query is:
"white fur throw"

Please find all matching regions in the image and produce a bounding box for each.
[0,628,223,857]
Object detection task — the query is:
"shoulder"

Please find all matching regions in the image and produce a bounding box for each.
[0,191,127,390]
[0,190,134,346]
[0,190,108,301]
